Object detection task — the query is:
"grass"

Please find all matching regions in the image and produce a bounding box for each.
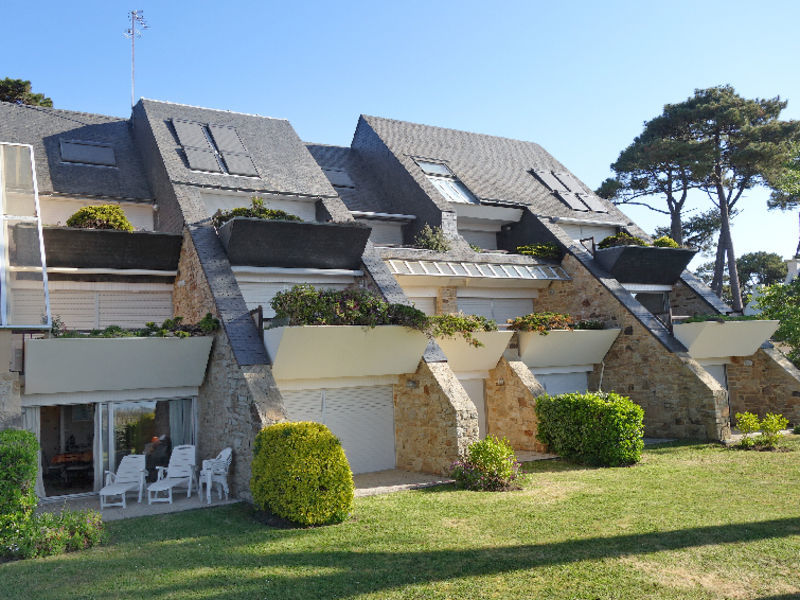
[3,438,800,599]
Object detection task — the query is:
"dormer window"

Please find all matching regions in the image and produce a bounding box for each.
[416,160,477,205]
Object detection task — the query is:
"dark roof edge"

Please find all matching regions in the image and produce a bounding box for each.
[679,270,731,314]
[138,98,288,122]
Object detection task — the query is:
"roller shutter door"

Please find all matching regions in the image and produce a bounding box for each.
[702,364,728,389]
[457,298,533,326]
[535,372,589,396]
[408,297,435,316]
[282,386,395,473]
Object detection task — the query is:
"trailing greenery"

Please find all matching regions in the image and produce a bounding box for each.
[0,430,39,550]
[429,313,497,348]
[535,392,645,466]
[515,242,561,260]
[597,232,648,249]
[469,243,482,252]
[735,411,789,450]
[51,313,219,339]
[66,205,133,232]
[211,197,302,228]
[250,422,354,526]
[413,224,450,252]
[270,285,428,330]
[450,435,521,491]
[755,277,800,366]
[507,312,605,334]
[680,313,761,323]
[652,235,680,248]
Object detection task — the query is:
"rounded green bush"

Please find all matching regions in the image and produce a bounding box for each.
[0,429,39,546]
[451,435,521,491]
[597,232,648,249]
[66,205,133,232]
[535,392,644,466]
[250,422,354,526]
[652,235,680,248]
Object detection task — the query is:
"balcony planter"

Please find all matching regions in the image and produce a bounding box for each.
[216,218,370,269]
[594,246,696,285]
[264,325,428,381]
[672,320,779,359]
[436,331,513,374]
[517,329,621,369]
[23,336,213,395]
[13,226,183,270]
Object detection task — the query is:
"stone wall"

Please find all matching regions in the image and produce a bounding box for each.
[173,233,286,500]
[727,348,800,426]
[670,280,718,317]
[0,371,21,430]
[436,286,458,315]
[394,360,478,474]
[535,254,730,440]
[485,357,548,452]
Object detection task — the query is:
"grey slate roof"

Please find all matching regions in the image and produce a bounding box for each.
[357,114,630,224]
[305,143,391,213]
[0,101,152,200]
[137,99,337,198]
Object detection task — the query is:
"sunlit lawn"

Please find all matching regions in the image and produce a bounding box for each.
[3,438,800,600]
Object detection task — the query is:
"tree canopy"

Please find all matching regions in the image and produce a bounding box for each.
[695,251,787,306]
[0,78,52,107]
[602,85,800,312]
[756,277,800,366]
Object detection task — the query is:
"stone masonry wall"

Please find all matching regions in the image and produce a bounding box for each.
[670,280,718,317]
[535,254,729,440]
[394,360,478,475]
[436,287,459,315]
[0,372,21,431]
[727,348,800,426]
[173,232,286,500]
[485,357,548,452]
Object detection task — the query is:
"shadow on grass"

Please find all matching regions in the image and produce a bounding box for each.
[4,505,800,600]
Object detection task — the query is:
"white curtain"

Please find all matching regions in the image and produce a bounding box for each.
[21,407,46,498]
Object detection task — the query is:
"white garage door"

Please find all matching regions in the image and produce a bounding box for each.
[702,364,728,389]
[282,386,396,474]
[459,378,486,438]
[536,372,589,396]
[457,298,533,327]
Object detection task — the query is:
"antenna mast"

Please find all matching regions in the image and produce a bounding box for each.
[124,10,148,109]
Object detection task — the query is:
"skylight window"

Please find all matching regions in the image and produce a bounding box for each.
[532,170,607,213]
[60,140,116,167]
[416,160,477,204]
[323,168,356,189]
[172,120,258,177]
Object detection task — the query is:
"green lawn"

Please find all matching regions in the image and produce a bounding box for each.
[3,439,800,600]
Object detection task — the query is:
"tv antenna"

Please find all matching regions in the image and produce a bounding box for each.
[124,10,148,109]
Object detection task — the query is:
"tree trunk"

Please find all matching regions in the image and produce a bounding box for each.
[718,194,744,312]
[669,210,684,245]
[710,232,725,295]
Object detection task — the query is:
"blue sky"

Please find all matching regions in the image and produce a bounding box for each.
[4,0,799,263]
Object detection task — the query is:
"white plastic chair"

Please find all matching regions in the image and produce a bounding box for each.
[199,447,232,504]
[99,454,146,509]
[146,445,197,504]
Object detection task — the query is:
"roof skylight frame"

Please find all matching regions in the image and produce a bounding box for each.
[413,158,478,205]
[59,139,117,168]
[171,119,259,178]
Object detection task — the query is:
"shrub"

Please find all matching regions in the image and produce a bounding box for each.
[735,411,761,449]
[759,413,789,449]
[0,430,39,548]
[211,197,302,228]
[413,224,450,252]
[52,313,220,338]
[793,424,800,435]
[66,205,133,232]
[507,312,605,334]
[451,435,521,491]
[250,422,354,526]
[429,313,497,348]
[652,235,680,248]
[681,314,759,323]
[515,242,561,260]
[597,232,648,249]
[535,392,645,467]
[11,510,104,559]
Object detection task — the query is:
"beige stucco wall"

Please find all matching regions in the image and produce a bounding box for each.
[394,360,478,475]
[535,255,729,440]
